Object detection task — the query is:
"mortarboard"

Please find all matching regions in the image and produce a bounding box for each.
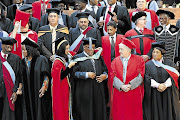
[19,4,32,11]
[46,8,60,15]
[1,37,17,45]
[49,0,63,4]
[75,12,90,19]
[156,10,175,19]
[21,37,39,48]
[82,37,96,50]
[131,11,147,23]
[151,41,166,50]
[14,9,30,27]
[120,37,136,49]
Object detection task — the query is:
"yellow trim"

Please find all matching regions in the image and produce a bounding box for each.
[57,40,68,50]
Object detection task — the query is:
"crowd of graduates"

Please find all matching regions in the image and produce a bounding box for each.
[0,0,180,120]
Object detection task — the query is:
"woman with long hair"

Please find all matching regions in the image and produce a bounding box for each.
[51,40,76,120]
[21,37,52,120]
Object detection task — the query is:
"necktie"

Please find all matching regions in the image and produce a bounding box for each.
[42,2,46,15]
[4,54,6,59]
[52,28,56,55]
[92,6,95,13]
[139,29,143,33]
[111,37,115,48]
[105,6,111,32]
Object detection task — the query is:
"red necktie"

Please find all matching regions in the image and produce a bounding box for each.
[105,6,111,32]
[139,29,143,33]
[41,0,48,15]
[4,54,6,59]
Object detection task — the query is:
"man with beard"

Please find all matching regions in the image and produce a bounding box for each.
[69,12,101,53]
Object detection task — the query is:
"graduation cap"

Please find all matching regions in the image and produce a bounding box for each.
[0,37,17,45]
[151,41,166,50]
[56,39,68,50]
[120,37,136,49]
[21,37,39,48]
[46,8,60,15]
[82,37,96,50]
[49,0,63,4]
[19,4,32,11]
[14,9,30,27]
[131,11,147,23]
[156,10,175,19]
[75,12,90,19]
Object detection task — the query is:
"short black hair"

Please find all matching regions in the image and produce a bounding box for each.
[56,41,69,61]
[107,21,117,29]
[26,45,40,57]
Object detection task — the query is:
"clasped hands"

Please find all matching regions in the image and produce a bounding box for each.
[121,84,131,92]
[88,72,107,83]
[157,84,167,92]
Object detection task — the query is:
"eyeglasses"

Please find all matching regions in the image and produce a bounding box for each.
[79,21,88,24]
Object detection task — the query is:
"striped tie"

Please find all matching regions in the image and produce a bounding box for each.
[52,28,56,55]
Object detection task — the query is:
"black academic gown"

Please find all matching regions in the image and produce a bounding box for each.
[0,18,13,34]
[69,27,101,53]
[29,17,40,33]
[38,24,69,60]
[72,52,108,120]
[69,9,96,28]
[96,5,131,36]
[40,13,70,29]
[143,59,180,120]
[7,4,17,21]
[0,53,22,120]
[21,55,52,120]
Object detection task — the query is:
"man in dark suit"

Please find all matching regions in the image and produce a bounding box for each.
[96,0,131,36]
[19,4,40,33]
[69,0,96,28]
[40,0,70,28]
[7,0,23,21]
[38,8,69,62]
[69,12,101,53]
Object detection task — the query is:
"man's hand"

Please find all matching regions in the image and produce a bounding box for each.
[97,20,104,27]
[96,74,107,83]
[16,83,22,95]
[39,86,46,98]
[112,12,118,23]
[14,21,20,31]
[141,55,149,62]
[88,72,96,79]
[50,55,56,62]
[121,84,131,92]
[157,84,167,92]
[10,93,17,104]
[68,61,77,68]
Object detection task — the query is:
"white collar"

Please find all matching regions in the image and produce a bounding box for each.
[1,51,8,59]
[135,26,144,31]
[107,3,116,8]
[120,54,131,61]
[152,57,164,67]
[49,24,58,30]
[109,33,116,42]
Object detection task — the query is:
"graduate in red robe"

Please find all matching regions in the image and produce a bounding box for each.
[52,40,76,120]
[9,10,38,59]
[129,0,159,30]
[110,38,145,120]
[125,11,155,62]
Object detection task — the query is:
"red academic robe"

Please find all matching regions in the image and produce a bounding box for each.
[129,8,159,30]
[101,34,124,104]
[111,55,145,120]
[9,30,38,59]
[52,58,70,120]
[125,28,155,56]
[32,0,51,21]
